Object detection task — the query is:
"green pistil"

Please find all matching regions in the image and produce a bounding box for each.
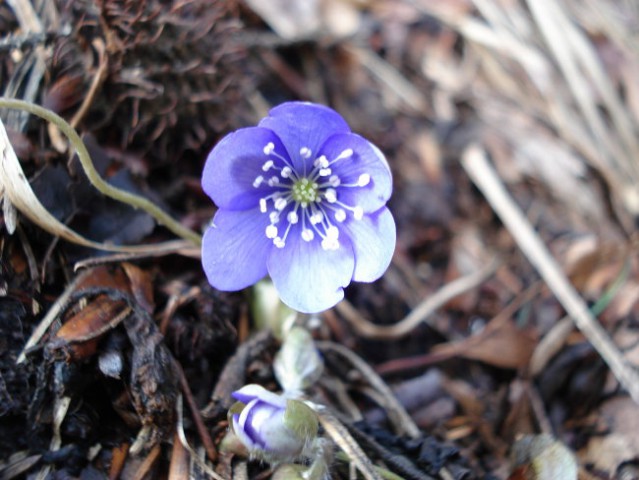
[291,178,319,203]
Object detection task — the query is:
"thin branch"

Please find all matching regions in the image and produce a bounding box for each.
[461,144,639,404]
[335,257,498,340]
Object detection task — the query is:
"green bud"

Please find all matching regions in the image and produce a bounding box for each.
[283,399,319,443]
[272,464,307,480]
[274,326,324,392]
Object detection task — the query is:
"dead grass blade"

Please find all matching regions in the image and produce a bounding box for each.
[462,145,639,404]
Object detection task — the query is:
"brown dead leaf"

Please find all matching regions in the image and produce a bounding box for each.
[122,262,154,314]
[579,397,639,474]
[51,297,131,360]
[42,74,86,113]
[432,319,538,370]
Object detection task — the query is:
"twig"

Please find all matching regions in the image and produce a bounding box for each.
[316,407,383,480]
[529,260,631,376]
[0,98,202,246]
[72,240,199,271]
[69,39,109,129]
[345,45,430,114]
[173,359,218,462]
[175,395,228,480]
[335,257,498,340]
[317,341,420,439]
[16,268,94,364]
[461,145,639,404]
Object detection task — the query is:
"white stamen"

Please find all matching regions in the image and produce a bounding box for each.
[353,206,364,220]
[274,198,288,211]
[329,175,341,187]
[319,168,332,177]
[287,211,299,224]
[253,176,264,188]
[262,160,274,171]
[337,148,353,160]
[269,211,280,223]
[357,173,371,187]
[259,198,267,213]
[301,229,314,242]
[334,209,346,222]
[267,176,280,187]
[326,225,339,239]
[281,166,292,178]
[265,225,278,239]
[321,237,340,251]
[263,142,275,154]
[300,147,312,158]
[274,237,286,248]
[310,211,323,225]
[324,188,337,203]
[314,156,329,168]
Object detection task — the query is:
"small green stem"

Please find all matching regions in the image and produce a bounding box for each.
[0,98,203,246]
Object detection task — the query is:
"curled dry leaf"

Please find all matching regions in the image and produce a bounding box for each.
[431,319,538,370]
[0,116,184,253]
[42,263,177,453]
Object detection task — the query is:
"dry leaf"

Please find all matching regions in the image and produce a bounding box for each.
[579,397,639,474]
[0,115,184,254]
[432,320,537,370]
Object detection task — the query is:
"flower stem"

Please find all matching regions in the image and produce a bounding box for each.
[0,98,203,246]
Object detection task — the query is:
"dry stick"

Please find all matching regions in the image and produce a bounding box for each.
[175,395,228,480]
[461,145,639,404]
[317,341,420,439]
[316,407,383,480]
[172,359,218,463]
[16,268,95,364]
[335,257,498,340]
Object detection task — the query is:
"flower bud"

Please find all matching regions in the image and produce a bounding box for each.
[229,384,318,462]
[274,326,324,392]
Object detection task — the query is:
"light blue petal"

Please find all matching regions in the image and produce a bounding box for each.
[232,384,288,408]
[232,413,257,449]
[267,234,355,313]
[202,127,290,210]
[258,409,304,457]
[318,133,392,213]
[202,209,272,290]
[342,208,396,282]
[259,102,351,173]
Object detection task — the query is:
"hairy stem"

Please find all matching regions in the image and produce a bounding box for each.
[0,98,203,246]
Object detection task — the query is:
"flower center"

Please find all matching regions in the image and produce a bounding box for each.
[291,178,318,204]
[254,143,368,251]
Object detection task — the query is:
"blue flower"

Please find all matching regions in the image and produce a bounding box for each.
[229,384,318,462]
[202,102,395,313]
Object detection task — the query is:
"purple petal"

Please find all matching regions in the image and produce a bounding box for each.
[232,413,257,449]
[319,133,392,213]
[202,127,291,210]
[342,208,396,282]
[257,410,304,457]
[244,401,278,448]
[259,102,351,172]
[202,209,272,290]
[232,384,288,408]
[267,234,355,313]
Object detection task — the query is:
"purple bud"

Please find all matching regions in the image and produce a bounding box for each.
[230,384,318,462]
